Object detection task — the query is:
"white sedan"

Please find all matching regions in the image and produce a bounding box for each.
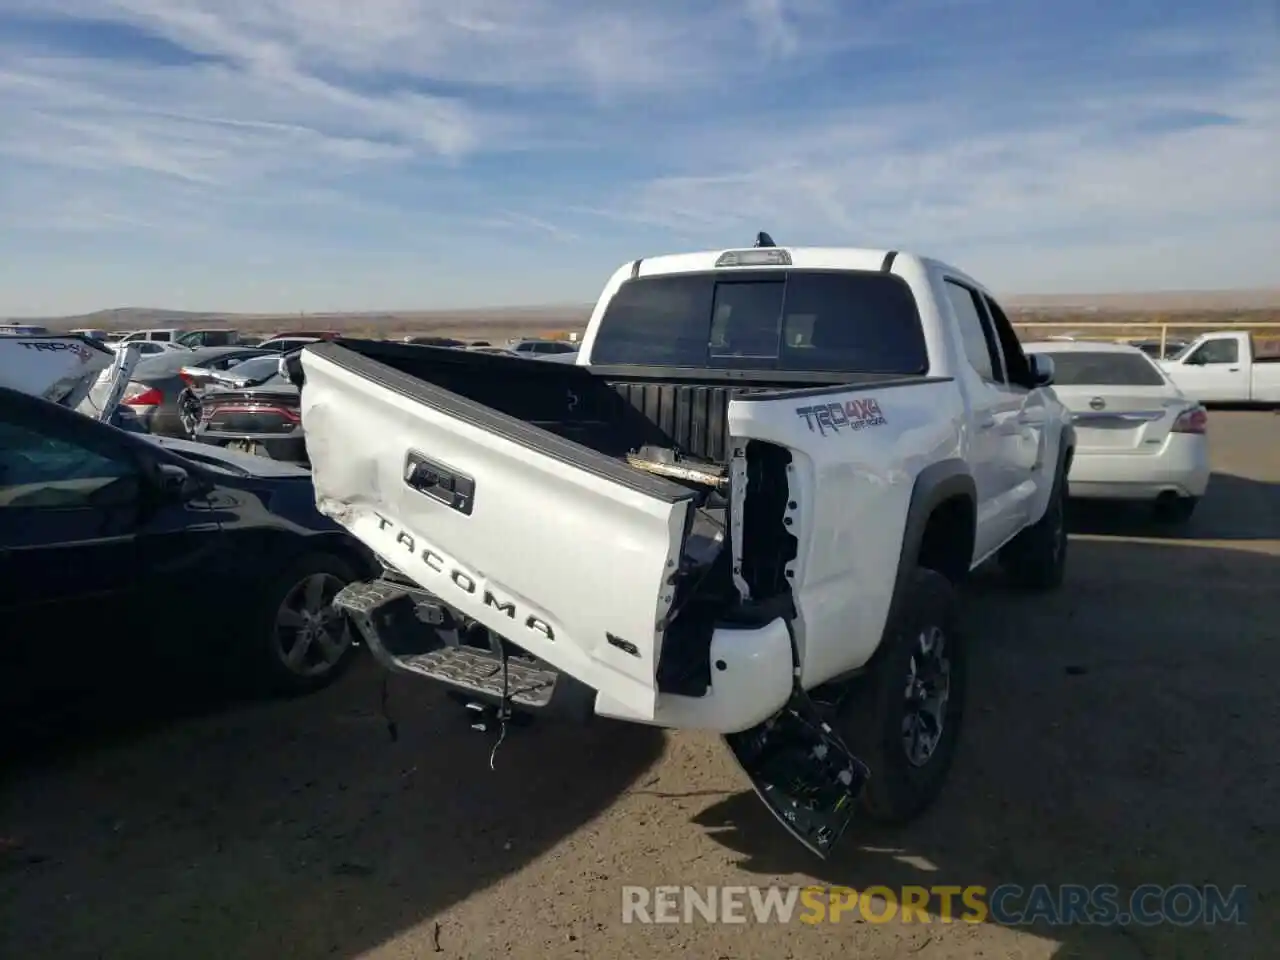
[106,340,190,356]
[1026,340,1210,522]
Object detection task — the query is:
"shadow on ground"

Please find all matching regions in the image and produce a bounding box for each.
[1068,471,1280,541]
[695,537,1279,959]
[0,660,666,960]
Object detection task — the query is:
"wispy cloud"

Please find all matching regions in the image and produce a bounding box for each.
[0,0,1276,314]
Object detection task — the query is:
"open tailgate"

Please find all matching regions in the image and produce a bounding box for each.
[298,343,696,719]
[0,335,115,408]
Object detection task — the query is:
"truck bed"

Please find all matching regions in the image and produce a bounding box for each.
[304,338,923,468]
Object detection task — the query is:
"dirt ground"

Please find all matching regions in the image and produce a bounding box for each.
[3,411,1278,960]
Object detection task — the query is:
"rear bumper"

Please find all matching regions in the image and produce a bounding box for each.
[122,402,159,431]
[334,578,794,735]
[594,618,794,734]
[1069,434,1210,500]
[148,403,188,437]
[120,402,185,437]
[195,433,309,463]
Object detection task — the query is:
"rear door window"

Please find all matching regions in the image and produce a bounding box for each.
[591,270,927,373]
[944,280,1003,382]
[981,294,1034,388]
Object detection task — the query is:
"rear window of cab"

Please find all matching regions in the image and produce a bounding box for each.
[591,270,928,373]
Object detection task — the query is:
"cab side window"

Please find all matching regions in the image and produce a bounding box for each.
[0,418,138,510]
[945,280,1004,383]
[1188,338,1238,364]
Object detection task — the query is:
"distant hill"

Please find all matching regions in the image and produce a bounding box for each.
[5,307,235,328]
[6,304,599,332]
[9,288,1280,330]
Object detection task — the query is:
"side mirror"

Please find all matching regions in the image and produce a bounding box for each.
[154,462,210,501]
[1027,353,1055,387]
[1182,352,1203,366]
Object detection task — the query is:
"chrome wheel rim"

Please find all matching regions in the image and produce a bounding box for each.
[274,573,350,677]
[902,625,951,767]
[178,390,201,437]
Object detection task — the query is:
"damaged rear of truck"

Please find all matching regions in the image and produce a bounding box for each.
[294,245,1072,855]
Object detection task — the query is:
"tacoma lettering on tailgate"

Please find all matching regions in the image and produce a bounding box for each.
[796,397,887,436]
[373,513,555,641]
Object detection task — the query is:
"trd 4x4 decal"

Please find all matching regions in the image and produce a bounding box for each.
[796,397,887,436]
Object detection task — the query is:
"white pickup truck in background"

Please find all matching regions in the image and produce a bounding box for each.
[290,239,1075,856]
[1158,331,1280,405]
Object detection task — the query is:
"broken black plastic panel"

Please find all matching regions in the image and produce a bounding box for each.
[725,698,870,859]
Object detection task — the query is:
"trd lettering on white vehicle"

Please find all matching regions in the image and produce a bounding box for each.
[796,397,888,435]
[19,339,94,361]
[372,512,556,641]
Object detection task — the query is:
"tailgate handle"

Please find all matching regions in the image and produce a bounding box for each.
[404,452,475,515]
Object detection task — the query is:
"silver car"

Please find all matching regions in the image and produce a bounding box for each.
[84,345,271,436]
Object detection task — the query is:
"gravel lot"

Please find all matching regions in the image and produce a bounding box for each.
[3,410,1277,960]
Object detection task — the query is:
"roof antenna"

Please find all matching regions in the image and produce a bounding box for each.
[754,231,775,248]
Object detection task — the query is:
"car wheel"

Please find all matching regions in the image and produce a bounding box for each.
[1000,467,1068,590]
[177,388,202,437]
[835,567,966,824]
[253,553,358,696]
[1153,496,1198,524]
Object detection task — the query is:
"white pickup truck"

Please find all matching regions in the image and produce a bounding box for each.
[1157,331,1280,405]
[292,240,1075,856]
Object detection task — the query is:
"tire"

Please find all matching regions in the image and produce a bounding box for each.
[249,552,359,696]
[177,388,201,438]
[1153,496,1198,524]
[1000,466,1068,590]
[836,567,966,824]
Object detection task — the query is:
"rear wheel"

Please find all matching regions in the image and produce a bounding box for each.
[836,567,966,824]
[1000,467,1068,590]
[177,388,201,437]
[250,553,358,696]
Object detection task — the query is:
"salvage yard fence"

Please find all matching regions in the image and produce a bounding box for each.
[1010,321,1280,354]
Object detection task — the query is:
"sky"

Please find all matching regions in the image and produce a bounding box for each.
[0,0,1277,316]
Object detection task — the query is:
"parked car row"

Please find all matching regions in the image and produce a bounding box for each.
[0,245,1260,864]
[59,333,579,473]
[0,298,1233,751]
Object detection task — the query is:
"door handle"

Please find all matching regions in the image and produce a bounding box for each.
[1228,367,1240,372]
[404,451,475,515]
